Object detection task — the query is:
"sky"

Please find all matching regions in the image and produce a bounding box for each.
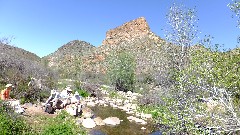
[0,0,239,57]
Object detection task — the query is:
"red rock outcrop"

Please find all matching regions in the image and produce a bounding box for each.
[102,17,151,45]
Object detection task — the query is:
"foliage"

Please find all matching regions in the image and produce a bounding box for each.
[228,0,240,28]
[41,110,86,135]
[0,101,36,135]
[72,81,90,97]
[74,89,90,97]
[139,2,239,134]
[0,42,57,102]
[165,3,199,54]
[107,51,136,92]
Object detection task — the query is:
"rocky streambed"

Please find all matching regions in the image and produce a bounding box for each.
[74,87,159,135]
[90,105,154,135]
[19,84,161,135]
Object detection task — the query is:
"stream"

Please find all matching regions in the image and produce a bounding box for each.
[89,105,156,135]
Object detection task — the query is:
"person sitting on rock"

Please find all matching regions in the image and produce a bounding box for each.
[0,84,14,100]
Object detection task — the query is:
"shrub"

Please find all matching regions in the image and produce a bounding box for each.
[107,51,136,92]
[41,110,86,135]
[0,101,36,135]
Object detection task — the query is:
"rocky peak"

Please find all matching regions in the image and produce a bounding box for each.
[102,17,151,45]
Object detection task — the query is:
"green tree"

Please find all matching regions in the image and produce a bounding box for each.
[107,51,136,92]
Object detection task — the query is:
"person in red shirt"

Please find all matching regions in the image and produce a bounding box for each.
[1,84,14,100]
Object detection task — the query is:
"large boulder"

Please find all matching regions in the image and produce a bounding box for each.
[103,117,121,126]
[82,118,96,129]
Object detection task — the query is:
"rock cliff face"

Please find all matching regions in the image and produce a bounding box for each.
[102,17,151,45]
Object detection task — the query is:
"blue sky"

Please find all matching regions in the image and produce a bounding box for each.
[0,0,239,57]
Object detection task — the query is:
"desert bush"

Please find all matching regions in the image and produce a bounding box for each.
[0,101,36,135]
[107,51,136,92]
[41,110,86,135]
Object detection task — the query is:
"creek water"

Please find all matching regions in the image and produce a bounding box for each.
[89,106,155,135]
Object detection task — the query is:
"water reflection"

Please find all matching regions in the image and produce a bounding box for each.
[89,106,154,135]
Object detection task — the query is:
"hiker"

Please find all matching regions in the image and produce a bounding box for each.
[0,84,14,100]
[60,86,73,98]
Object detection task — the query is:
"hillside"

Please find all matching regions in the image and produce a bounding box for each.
[43,40,95,78]
[0,43,41,62]
[41,17,171,83]
[42,17,240,86]
[0,43,50,80]
[0,43,55,100]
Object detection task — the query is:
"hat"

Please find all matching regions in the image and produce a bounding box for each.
[5,84,14,88]
[66,87,72,91]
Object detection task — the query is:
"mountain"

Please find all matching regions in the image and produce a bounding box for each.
[43,40,95,78]
[0,43,41,62]
[42,17,173,84]
[80,17,168,77]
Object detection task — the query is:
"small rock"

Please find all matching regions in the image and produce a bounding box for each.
[141,127,146,130]
[87,101,96,107]
[141,121,147,125]
[144,114,152,119]
[127,91,132,95]
[126,110,134,114]
[82,118,96,129]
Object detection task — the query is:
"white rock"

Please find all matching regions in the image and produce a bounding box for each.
[141,120,147,125]
[66,105,77,116]
[116,99,123,104]
[82,107,94,118]
[8,100,25,114]
[103,117,121,126]
[87,101,95,107]
[126,110,134,114]
[127,116,134,121]
[144,114,152,119]
[133,117,145,123]
[130,104,137,110]
[141,127,146,130]
[127,91,132,95]
[98,100,105,106]
[82,118,96,128]
[135,112,141,117]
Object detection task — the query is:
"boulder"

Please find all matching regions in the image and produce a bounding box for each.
[8,100,25,114]
[94,117,105,126]
[103,117,121,126]
[81,107,94,118]
[82,118,96,129]
[87,101,95,107]
[66,104,78,116]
